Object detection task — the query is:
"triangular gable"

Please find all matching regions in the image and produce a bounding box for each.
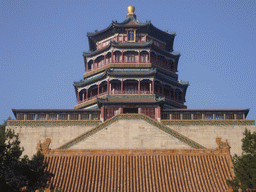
[69,119,192,149]
[58,114,205,149]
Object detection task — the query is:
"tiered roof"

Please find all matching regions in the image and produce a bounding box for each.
[87,17,176,52]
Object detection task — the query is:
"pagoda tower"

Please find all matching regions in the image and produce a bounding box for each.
[74,6,189,121]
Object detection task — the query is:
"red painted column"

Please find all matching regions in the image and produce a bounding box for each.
[101,106,104,122]
[121,79,123,94]
[122,51,124,63]
[111,51,114,63]
[155,107,161,121]
[138,79,141,94]
[152,79,154,94]
[138,51,140,63]
[158,107,161,120]
[104,55,106,65]
[85,61,88,72]
[82,93,85,103]
[98,84,99,97]
[86,89,88,101]
[148,51,151,63]
[77,90,80,103]
[93,60,95,70]
[107,79,110,94]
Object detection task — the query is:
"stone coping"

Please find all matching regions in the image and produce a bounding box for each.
[161,120,255,126]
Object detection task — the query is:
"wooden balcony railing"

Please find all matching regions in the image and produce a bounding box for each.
[161,109,250,120]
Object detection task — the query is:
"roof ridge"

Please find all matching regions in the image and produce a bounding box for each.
[58,114,205,149]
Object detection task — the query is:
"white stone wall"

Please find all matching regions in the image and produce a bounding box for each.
[7,126,95,158]
[70,120,191,150]
[167,125,256,156]
[7,121,255,158]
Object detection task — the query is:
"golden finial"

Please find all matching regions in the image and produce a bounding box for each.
[127,6,135,15]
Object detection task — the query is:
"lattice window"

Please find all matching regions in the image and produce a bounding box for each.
[236,113,243,119]
[226,113,234,120]
[38,114,46,120]
[216,113,224,120]
[17,113,24,120]
[172,113,180,120]
[125,54,135,62]
[183,113,191,120]
[204,113,213,120]
[178,91,182,101]
[115,54,121,62]
[193,113,202,120]
[105,107,118,120]
[141,107,155,119]
[27,114,35,120]
[48,114,57,120]
[81,114,89,120]
[141,54,147,63]
[92,113,100,120]
[59,114,68,120]
[70,114,78,120]
[161,113,168,120]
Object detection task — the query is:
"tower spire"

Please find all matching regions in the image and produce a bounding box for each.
[127,6,136,19]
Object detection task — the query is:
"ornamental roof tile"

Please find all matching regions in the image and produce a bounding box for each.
[97,95,165,104]
[44,148,234,192]
[86,17,176,52]
[83,41,179,58]
[74,72,106,87]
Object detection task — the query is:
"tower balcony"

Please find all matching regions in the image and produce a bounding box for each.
[84,50,178,78]
[76,78,185,108]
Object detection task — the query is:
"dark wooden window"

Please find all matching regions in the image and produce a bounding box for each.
[49,114,57,120]
[70,114,78,120]
[204,113,213,120]
[236,113,243,119]
[105,107,119,120]
[183,113,191,120]
[59,114,68,120]
[161,113,168,120]
[194,113,202,120]
[81,114,89,120]
[141,107,155,119]
[216,113,224,120]
[226,113,234,120]
[27,114,35,120]
[92,113,100,120]
[17,113,24,120]
[38,114,46,120]
[173,113,180,120]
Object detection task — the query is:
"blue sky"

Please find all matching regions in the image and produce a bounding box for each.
[1,0,255,121]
